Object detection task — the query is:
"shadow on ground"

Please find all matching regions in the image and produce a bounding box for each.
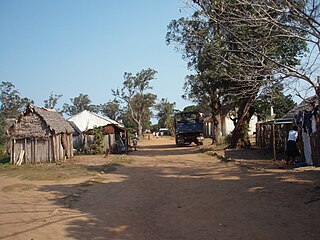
[2,141,320,240]
[128,143,200,157]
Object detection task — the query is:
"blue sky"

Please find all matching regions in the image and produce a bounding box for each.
[0,0,193,112]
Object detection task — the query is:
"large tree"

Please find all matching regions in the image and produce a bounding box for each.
[0,81,33,147]
[167,0,309,147]
[113,68,157,136]
[62,93,99,116]
[253,83,297,120]
[100,99,121,121]
[154,98,176,136]
[43,92,63,110]
[0,81,33,118]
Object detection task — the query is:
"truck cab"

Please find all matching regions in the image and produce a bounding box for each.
[174,111,204,146]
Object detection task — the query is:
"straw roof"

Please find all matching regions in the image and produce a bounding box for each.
[283,95,318,119]
[8,105,74,139]
[30,106,74,133]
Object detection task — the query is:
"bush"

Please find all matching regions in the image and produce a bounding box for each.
[224,133,232,145]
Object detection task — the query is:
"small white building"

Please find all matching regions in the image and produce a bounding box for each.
[204,111,258,138]
[68,110,120,133]
[68,110,126,153]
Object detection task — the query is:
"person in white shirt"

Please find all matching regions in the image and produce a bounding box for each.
[286,126,300,165]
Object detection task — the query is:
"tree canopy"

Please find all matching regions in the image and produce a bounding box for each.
[167,0,313,147]
[113,68,157,136]
[155,98,176,136]
[0,81,34,119]
[44,92,63,110]
[100,99,121,121]
[62,93,99,116]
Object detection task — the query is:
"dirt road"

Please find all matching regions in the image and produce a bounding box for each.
[0,137,320,240]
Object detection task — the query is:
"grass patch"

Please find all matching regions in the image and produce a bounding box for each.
[0,154,10,164]
[0,155,9,164]
[0,154,134,181]
[2,183,37,192]
[0,163,96,181]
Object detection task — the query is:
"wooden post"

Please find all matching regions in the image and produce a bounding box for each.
[52,135,56,162]
[11,139,14,164]
[24,139,27,164]
[48,137,51,163]
[32,139,35,164]
[34,138,38,163]
[69,134,73,158]
[262,125,265,156]
[273,122,276,161]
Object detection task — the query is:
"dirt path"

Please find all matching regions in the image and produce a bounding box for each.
[1,137,320,239]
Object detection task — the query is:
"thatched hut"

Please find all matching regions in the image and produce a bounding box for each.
[7,105,74,164]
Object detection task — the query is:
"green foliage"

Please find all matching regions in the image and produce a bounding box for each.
[0,81,34,149]
[183,105,207,113]
[151,124,159,132]
[0,81,34,118]
[100,99,121,120]
[44,92,63,110]
[253,84,297,119]
[0,116,6,147]
[91,127,104,155]
[62,93,99,116]
[224,133,232,145]
[155,98,176,128]
[113,68,157,136]
[154,98,176,136]
[166,1,308,147]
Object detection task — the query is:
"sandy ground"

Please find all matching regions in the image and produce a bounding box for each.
[0,137,320,240]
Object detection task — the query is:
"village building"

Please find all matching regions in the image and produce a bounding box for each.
[203,108,258,140]
[7,105,74,164]
[67,110,127,154]
[257,95,320,165]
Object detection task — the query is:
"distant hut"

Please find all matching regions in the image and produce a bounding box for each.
[283,95,319,165]
[7,105,74,164]
[257,95,320,164]
[67,110,127,154]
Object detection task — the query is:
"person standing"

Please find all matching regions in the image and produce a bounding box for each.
[286,126,300,165]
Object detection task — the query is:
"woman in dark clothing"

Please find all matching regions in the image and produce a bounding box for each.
[286,126,300,165]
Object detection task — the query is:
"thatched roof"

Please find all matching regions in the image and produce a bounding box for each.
[30,106,74,134]
[8,105,74,139]
[283,95,318,119]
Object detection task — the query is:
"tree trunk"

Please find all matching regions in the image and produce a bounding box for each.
[210,97,221,145]
[230,96,255,149]
[211,115,220,144]
[138,123,143,137]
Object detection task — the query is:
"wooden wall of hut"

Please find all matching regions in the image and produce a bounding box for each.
[257,123,292,160]
[103,133,115,152]
[73,132,115,154]
[10,133,73,164]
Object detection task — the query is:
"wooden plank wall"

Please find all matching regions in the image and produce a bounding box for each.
[103,134,109,152]
[10,133,73,164]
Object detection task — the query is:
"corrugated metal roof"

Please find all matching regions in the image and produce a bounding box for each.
[67,110,123,132]
[258,118,293,125]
